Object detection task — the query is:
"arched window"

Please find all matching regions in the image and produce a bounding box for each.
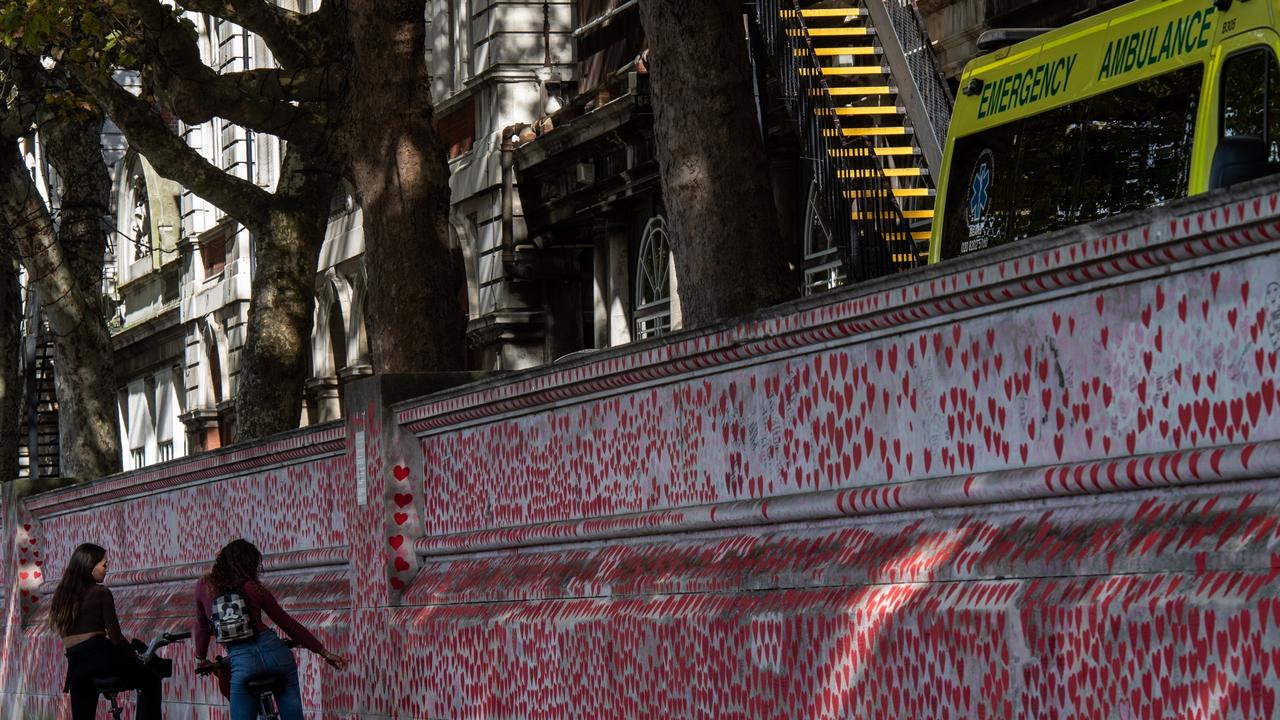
[128,173,151,259]
[802,175,844,295]
[634,215,672,340]
[118,158,152,263]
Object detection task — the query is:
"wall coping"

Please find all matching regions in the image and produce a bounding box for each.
[394,175,1280,433]
[24,423,346,518]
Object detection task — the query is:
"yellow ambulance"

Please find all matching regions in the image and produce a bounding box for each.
[929,0,1280,262]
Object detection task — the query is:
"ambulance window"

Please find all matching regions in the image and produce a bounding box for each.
[1222,47,1280,160]
[940,63,1202,261]
[1076,64,1203,222]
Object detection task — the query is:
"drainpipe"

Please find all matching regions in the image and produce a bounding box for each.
[499,124,523,268]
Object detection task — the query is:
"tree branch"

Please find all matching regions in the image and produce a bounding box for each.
[173,0,318,68]
[191,64,343,105]
[80,72,274,233]
[116,0,330,149]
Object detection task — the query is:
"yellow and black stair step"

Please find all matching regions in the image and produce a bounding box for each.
[780,7,865,18]
[784,1,937,267]
[843,188,935,199]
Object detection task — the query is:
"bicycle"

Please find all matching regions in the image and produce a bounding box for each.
[195,638,298,720]
[95,630,190,720]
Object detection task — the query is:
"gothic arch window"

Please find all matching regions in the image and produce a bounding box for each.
[114,155,154,270]
[802,175,844,295]
[635,215,672,340]
[127,170,152,260]
[313,273,355,377]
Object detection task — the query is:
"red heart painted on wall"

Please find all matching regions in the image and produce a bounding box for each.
[393,465,411,481]
[394,493,413,508]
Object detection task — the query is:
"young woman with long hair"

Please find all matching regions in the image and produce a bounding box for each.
[192,539,346,720]
[50,542,161,719]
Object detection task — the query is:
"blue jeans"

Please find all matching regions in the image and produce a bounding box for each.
[226,629,303,720]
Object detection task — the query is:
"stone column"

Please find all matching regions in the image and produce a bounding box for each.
[179,408,221,453]
[306,376,343,423]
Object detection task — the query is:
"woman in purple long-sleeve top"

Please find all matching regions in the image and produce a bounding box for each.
[192,539,346,720]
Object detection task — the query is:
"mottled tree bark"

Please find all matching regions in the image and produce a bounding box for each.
[39,106,120,480]
[233,148,336,438]
[0,120,120,480]
[0,246,19,484]
[340,0,465,372]
[638,0,794,326]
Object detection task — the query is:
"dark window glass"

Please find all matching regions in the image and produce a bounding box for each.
[1221,47,1280,161]
[201,234,228,277]
[940,63,1204,261]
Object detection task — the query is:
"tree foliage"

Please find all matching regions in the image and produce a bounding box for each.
[3,0,464,443]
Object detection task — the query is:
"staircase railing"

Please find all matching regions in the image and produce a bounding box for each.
[863,0,953,173]
[752,0,919,282]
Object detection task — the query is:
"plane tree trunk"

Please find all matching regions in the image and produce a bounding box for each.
[638,0,795,326]
[339,0,466,372]
[0,108,121,480]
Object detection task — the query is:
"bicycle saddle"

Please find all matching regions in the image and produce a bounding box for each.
[92,676,130,694]
[244,672,286,693]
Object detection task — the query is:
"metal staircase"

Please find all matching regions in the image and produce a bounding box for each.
[17,313,59,480]
[752,0,952,288]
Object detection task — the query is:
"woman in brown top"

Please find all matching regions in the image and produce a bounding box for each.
[50,542,161,720]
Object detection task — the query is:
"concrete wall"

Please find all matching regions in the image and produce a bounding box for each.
[7,175,1280,717]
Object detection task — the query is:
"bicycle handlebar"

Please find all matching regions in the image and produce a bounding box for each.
[140,629,191,663]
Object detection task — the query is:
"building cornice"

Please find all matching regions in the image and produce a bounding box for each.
[110,300,182,351]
